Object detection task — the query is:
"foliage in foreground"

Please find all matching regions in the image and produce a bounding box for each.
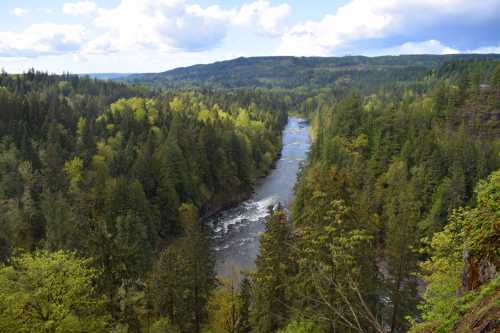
[0,250,108,333]
[410,170,500,332]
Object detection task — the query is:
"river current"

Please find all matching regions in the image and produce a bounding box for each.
[208,117,311,277]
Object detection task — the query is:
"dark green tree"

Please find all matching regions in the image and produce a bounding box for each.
[251,206,293,333]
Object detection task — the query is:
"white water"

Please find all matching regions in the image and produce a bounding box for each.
[208,117,311,277]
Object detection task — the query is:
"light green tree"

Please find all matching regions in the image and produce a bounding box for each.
[411,169,500,332]
[0,250,108,333]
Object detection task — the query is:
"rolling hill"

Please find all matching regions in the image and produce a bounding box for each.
[120,54,500,90]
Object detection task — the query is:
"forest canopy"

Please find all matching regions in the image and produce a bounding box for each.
[0,58,499,332]
[0,70,287,331]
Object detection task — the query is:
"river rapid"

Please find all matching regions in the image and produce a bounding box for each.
[208,116,311,277]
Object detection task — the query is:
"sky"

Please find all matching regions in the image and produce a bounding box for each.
[1,0,500,73]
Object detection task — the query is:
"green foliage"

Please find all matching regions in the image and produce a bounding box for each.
[413,169,500,332]
[150,317,181,333]
[251,207,293,333]
[288,60,500,332]
[464,170,500,259]
[277,321,321,333]
[64,157,84,193]
[1,59,499,333]
[238,276,252,333]
[252,200,382,332]
[410,276,500,333]
[207,277,241,333]
[0,250,108,333]
[149,204,215,333]
[417,212,465,324]
[0,70,286,331]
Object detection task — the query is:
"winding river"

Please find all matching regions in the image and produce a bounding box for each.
[208,117,311,277]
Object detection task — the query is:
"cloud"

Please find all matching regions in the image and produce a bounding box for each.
[471,45,500,54]
[0,24,86,57]
[370,39,500,57]
[89,0,219,53]
[2,0,290,59]
[375,40,460,55]
[3,0,497,64]
[86,0,290,54]
[11,8,28,17]
[0,0,291,57]
[277,0,500,56]
[233,0,291,35]
[63,1,97,16]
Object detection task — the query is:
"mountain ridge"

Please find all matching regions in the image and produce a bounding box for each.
[114,54,500,89]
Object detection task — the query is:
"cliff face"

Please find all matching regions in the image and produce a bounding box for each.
[453,253,499,333]
[461,249,497,294]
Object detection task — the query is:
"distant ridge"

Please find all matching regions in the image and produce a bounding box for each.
[119,54,500,90]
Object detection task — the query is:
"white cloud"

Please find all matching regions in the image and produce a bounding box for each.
[277,0,500,56]
[63,1,97,16]
[0,24,86,57]
[471,45,500,54]
[86,0,290,54]
[90,0,216,53]
[4,0,497,66]
[372,40,500,56]
[11,8,28,17]
[376,40,460,55]
[233,0,291,35]
[2,0,291,59]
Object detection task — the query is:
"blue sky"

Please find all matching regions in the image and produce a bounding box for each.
[1,0,499,73]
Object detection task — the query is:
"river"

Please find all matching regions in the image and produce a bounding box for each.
[208,116,311,277]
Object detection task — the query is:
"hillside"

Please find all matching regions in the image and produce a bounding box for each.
[121,54,500,90]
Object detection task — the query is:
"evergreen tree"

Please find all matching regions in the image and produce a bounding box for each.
[251,206,293,333]
[238,277,252,333]
[380,161,420,332]
[150,204,215,333]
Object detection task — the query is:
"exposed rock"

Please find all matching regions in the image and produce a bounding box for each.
[461,249,497,294]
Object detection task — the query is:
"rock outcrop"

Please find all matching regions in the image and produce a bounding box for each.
[461,249,497,294]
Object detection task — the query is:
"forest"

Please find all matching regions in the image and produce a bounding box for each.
[252,60,500,332]
[0,57,499,333]
[120,54,500,91]
[0,70,287,332]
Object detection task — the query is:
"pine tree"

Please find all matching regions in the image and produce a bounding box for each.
[238,276,252,333]
[165,127,193,202]
[380,161,420,332]
[149,204,215,333]
[251,206,293,333]
[179,203,216,333]
[152,141,181,237]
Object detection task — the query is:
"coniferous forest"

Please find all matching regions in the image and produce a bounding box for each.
[0,56,499,333]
